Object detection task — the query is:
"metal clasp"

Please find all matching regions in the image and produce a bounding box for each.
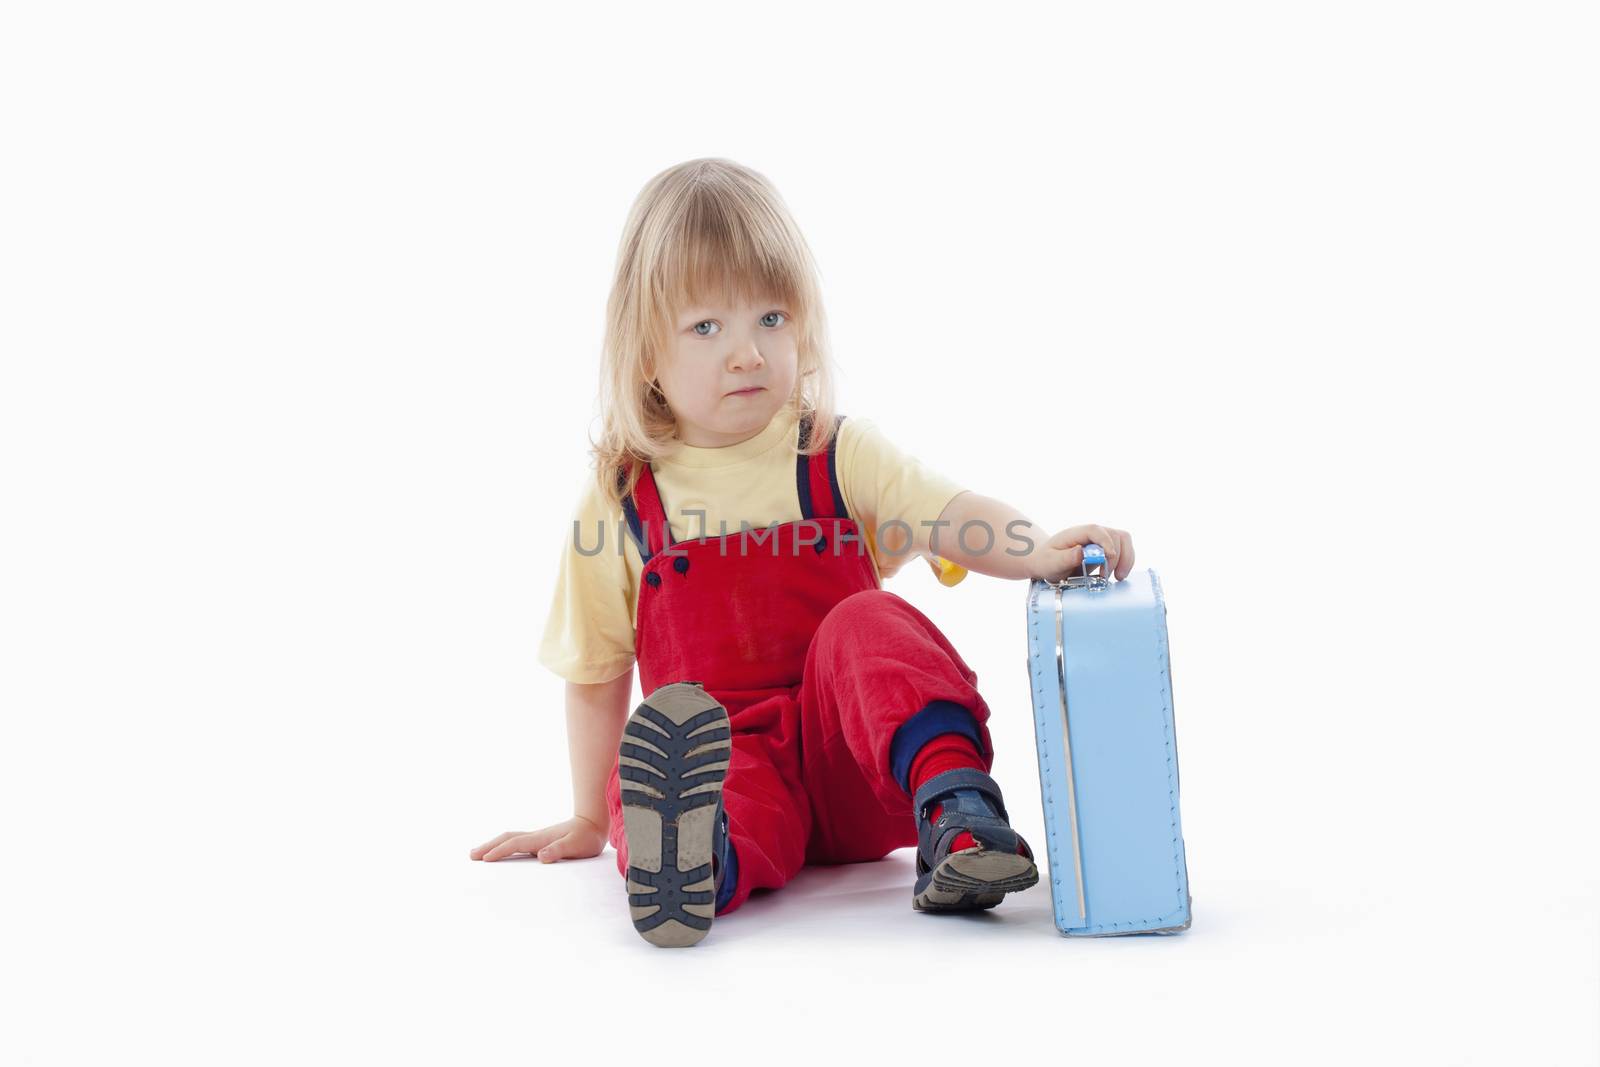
[1047,542,1109,592]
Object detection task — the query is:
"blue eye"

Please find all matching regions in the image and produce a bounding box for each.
[690,311,787,337]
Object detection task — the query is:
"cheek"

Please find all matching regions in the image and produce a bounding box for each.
[690,363,725,393]
[666,364,720,408]
[777,352,801,386]
[658,353,699,391]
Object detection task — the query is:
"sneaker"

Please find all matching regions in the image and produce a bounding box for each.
[618,681,732,946]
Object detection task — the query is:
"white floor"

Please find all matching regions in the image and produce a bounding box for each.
[9,815,1595,1065]
[443,839,1596,1066]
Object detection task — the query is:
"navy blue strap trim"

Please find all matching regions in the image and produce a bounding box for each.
[825,414,849,520]
[617,465,652,565]
[795,412,816,520]
[796,411,852,522]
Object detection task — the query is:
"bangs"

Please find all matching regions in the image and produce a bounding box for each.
[654,191,808,321]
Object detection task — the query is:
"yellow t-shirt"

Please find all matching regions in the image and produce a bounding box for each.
[536,409,969,685]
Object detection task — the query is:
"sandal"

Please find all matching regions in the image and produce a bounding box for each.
[618,681,733,947]
[912,767,1040,912]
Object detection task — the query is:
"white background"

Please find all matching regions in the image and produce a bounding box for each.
[3,2,1596,1064]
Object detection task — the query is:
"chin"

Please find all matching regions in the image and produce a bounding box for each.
[721,392,773,412]
[725,408,772,430]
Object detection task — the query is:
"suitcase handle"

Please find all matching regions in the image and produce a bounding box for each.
[1047,541,1109,591]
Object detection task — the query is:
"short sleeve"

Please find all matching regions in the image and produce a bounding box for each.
[835,416,970,581]
[536,472,637,684]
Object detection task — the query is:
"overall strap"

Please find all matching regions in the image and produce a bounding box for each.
[796,412,850,522]
[617,461,673,564]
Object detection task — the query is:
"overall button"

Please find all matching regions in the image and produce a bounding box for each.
[645,571,662,588]
[814,535,828,554]
[673,556,690,575]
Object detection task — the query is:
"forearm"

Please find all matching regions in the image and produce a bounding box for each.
[926,490,1046,581]
[565,666,634,833]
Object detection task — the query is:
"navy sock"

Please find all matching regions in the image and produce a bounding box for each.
[714,835,738,911]
[888,700,987,795]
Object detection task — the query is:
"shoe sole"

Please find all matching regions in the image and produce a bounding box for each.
[913,848,1040,912]
[619,682,732,947]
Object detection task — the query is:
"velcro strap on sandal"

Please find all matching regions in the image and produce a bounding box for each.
[911,767,1010,824]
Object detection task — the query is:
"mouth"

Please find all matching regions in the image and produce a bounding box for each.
[725,387,765,397]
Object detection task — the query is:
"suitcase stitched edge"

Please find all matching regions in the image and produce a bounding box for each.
[1027,572,1191,936]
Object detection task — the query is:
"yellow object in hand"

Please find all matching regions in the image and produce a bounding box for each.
[925,555,968,586]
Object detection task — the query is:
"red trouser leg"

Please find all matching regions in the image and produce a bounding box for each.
[606,692,811,916]
[796,588,995,865]
[604,589,993,912]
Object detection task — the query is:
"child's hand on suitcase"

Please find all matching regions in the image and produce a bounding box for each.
[1027,524,1135,582]
[470,815,607,863]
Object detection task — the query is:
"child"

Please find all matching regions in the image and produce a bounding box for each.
[470,158,1135,947]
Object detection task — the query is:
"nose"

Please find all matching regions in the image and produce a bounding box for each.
[728,339,764,371]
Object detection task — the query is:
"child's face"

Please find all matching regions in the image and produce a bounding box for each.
[654,294,799,448]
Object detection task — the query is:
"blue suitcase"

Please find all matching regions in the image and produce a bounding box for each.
[1024,544,1193,936]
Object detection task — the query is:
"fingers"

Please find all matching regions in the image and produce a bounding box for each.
[472,817,609,863]
[1086,526,1117,573]
[1113,529,1135,580]
[1049,524,1115,571]
[470,831,518,860]
[537,833,572,864]
[482,831,558,862]
[1046,524,1136,580]
[1046,524,1089,551]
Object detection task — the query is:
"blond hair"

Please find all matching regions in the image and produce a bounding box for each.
[587,157,841,510]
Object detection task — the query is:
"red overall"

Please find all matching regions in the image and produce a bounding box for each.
[602,413,997,914]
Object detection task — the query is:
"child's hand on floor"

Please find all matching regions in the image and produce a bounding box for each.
[470,815,607,863]
[1026,524,1136,583]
